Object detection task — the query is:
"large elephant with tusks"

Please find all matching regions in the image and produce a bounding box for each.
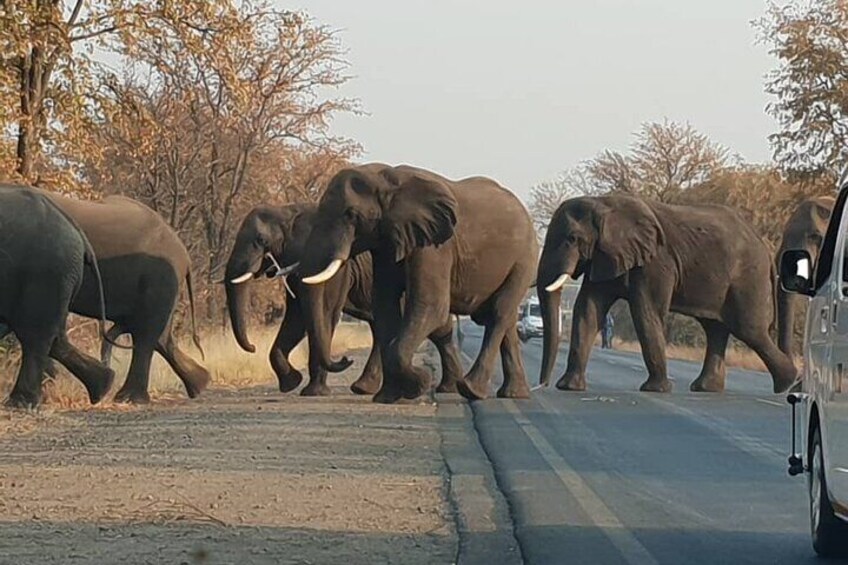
[223,203,463,396]
[536,194,798,394]
[298,163,538,404]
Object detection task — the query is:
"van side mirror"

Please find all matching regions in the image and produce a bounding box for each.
[780,249,814,295]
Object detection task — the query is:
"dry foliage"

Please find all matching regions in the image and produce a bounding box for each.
[756,0,848,179]
[0,322,373,409]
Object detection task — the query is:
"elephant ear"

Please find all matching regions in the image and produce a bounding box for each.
[382,173,458,262]
[589,197,665,282]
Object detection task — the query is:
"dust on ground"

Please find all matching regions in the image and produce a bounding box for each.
[0,345,458,565]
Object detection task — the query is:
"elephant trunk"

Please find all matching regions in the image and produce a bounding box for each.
[226,281,256,353]
[538,286,562,387]
[777,287,798,359]
[302,283,353,373]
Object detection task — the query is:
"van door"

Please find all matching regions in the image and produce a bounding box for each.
[825,194,848,501]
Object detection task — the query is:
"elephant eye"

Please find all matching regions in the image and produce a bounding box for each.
[256,235,269,248]
[344,208,358,222]
[565,234,578,245]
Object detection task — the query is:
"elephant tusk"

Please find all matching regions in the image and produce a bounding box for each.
[545,273,570,292]
[230,271,255,284]
[302,259,343,285]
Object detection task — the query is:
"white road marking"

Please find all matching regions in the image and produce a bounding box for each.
[503,399,660,565]
[640,395,783,464]
[755,398,784,408]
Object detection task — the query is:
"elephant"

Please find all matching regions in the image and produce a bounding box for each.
[536,193,798,394]
[44,193,210,404]
[223,203,462,396]
[776,196,834,358]
[298,163,538,404]
[0,184,115,408]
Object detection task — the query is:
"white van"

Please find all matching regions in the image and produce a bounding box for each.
[781,171,848,557]
[517,296,543,342]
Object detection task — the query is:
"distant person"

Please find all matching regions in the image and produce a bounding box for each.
[601,312,614,349]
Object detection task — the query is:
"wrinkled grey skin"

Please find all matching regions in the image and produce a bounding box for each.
[776,196,834,358]
[224,204,462,396]
[0,184,115,408]
[45,193,209,404]
[299,163,538,404]
[536,194,798,395]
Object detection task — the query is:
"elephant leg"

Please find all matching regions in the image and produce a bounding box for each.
[430,319,463,394]
[50,331,115,404]
[690,319,729,393]
[114,333,156,404]
[628,281,672,393]
[459,267,528,401]
[155,325,211,399]
[6,333,52,409]
[497,324,531,399]
[732,326,798,394]
[268,300,306,393]
[374,251,447,404]
[557,285,615,391]
[351,322,383,395]
[302,346,332,397]
[99,322,126,368]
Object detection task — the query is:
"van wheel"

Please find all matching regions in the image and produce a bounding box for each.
[810,427,848,557]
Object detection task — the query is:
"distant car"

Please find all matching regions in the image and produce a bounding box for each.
[517,297,543,342]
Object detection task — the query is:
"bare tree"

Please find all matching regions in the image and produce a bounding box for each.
[528,165,596,233]
[587,120,731,202]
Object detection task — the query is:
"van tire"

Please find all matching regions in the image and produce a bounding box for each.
[810,426,848,557]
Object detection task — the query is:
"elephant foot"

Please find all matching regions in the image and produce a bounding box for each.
[639,378,672,393]
[277,370,304,394]
[497,379,531,399]
[373,375,429,404]
[114,387,151,404]
[84,368,116,405]
[300,381,332,397]
[457,377,490,402]
[689,375,725,393]
[4,391,40,410]
[555,374,587,391]
[435,378,459,394]
[351,374,381,396]
[183,370,211,400]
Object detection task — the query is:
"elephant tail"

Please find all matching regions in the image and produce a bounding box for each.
[186,271,206,361]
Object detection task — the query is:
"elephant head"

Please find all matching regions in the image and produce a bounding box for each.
[777,196,834,356]
[536,195,665,386]
[224,205,311,353]
[298,164,458,370]
[300,164,458,282]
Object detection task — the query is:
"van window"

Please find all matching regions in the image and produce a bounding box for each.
[529,304,541,317]
[816,183,848,290]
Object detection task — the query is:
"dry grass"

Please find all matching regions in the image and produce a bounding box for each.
[612,338,768,372]
[0,321,373,410]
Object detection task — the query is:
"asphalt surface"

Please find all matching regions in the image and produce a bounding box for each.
[457,322,819,565]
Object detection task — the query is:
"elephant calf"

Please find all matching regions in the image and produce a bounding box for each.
[0,185,114,408]
[537,194,798,394]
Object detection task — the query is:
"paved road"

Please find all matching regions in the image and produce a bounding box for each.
[457,322,817,565]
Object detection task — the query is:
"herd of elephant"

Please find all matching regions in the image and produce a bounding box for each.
[0,164,829,408]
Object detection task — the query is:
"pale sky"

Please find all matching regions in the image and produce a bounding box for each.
[282,0,779,200]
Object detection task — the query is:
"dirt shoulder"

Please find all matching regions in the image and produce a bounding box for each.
[0,348,458,565]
